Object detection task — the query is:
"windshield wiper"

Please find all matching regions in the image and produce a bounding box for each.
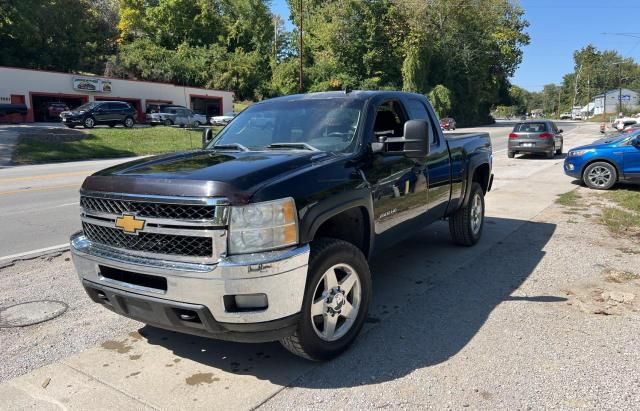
[211,143,249,152]
[266,142,320,151]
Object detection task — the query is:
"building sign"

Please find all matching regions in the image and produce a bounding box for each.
[72,77,112,93]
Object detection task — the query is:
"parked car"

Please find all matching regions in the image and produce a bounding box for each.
[564,130,640,190]
[60,101,137,129]
[439,117,456,130]
[71,91,493,361]
[146,104,184,125]
[47,102,68,120]
[210,111,237,126]
[508,120,564,159]
[147,105,206,127]
[560,112,572,120]
[613,117,638,131]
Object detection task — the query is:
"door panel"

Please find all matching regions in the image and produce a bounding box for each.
[364,100,429,251]
[622,142,640,178]
[405,98,451,221]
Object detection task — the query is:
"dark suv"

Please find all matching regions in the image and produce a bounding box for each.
[61,101,137,129]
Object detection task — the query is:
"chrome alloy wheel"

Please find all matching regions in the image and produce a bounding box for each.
[125,117,134,127]
[470,192,483,235]
[310,263,362,342]
[588,166,612,188]
[84,117,94,128]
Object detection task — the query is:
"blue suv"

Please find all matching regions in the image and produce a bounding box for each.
[564,130,640,190]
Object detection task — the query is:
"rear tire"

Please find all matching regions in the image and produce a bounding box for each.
[556,143,563,155]
[546,146,555,159]
[280,239,371,361]
[507,151,515,158]
[65,125,75,129]
[449,182,485,246]
[583,161,617,190]
[163,119,173,126]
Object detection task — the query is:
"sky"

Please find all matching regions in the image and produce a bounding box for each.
[270,0,640,92]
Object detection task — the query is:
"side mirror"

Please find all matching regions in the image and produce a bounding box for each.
[558,129,564,133]
[373,120,430,158]
[633,136,640,147]
[202,127,215,148]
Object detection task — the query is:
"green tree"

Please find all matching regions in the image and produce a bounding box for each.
[427,85,452,118]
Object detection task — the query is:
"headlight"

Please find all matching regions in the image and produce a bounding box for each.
[228,198,298,254]
[568,149,593,157]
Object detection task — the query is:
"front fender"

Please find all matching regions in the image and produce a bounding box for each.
[298,187,374,258]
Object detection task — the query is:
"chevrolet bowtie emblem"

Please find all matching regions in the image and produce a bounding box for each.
[115,214,146,235]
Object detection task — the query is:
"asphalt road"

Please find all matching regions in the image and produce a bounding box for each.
[0,120,582,261]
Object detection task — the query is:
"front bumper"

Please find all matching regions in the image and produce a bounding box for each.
[71,232,309,342]
[563,157,584,179]
[61,116,83,125]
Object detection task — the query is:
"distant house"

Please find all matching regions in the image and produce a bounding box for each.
[592,88,640,115]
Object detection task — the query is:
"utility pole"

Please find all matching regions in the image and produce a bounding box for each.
[298,0,304,93]
[557,88,561,118]
[618,63,623,115]
[586,72,591,118]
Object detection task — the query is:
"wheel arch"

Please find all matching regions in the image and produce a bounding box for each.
[299,190,374,259]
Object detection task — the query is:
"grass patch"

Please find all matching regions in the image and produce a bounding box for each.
[14,126,222,164]
[233,101,252,112]
[605,189,640,214]
[556,190,581,207]
[600,207,639,235]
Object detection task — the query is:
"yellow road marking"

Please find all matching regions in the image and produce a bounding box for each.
[0,170,94,183]
[0,183,80,196]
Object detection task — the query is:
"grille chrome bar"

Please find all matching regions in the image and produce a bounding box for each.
[79,192,229,263]
[80,191,229,226]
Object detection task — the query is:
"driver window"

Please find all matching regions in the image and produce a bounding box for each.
[373,101,407,139]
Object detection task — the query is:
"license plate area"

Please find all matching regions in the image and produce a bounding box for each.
[520,142,534,147]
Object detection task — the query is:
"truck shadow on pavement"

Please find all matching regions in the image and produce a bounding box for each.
[140,216,562,388]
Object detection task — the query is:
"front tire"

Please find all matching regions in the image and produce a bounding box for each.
[163,119,173,127]
[583,161,617,190]
[192,121,200,128]
[449,182,485,246]
[124,117,135,128]
[280,239,371,361]
[83,117,95,129]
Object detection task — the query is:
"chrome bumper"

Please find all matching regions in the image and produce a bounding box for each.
[70,232,309,325]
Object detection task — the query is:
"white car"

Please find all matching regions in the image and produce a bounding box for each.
[147,106,206,127]
[210,111,237,126]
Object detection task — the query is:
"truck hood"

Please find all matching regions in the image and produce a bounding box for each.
[81,150,331,203]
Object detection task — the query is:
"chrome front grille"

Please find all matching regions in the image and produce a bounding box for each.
[82,222,213,257]
[80,196,217,220]
[79,191,229,263]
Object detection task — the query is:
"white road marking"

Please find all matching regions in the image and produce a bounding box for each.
[0,243,70,264]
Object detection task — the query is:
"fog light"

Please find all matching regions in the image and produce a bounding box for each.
[567,164,575,171]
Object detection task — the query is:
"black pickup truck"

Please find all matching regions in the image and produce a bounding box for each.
[71,91,492,361]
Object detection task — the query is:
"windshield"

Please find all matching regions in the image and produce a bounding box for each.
[75,102,97,111]
[209,98,364,153]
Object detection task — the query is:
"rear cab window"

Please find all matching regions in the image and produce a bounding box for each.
[514,122,547,132]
